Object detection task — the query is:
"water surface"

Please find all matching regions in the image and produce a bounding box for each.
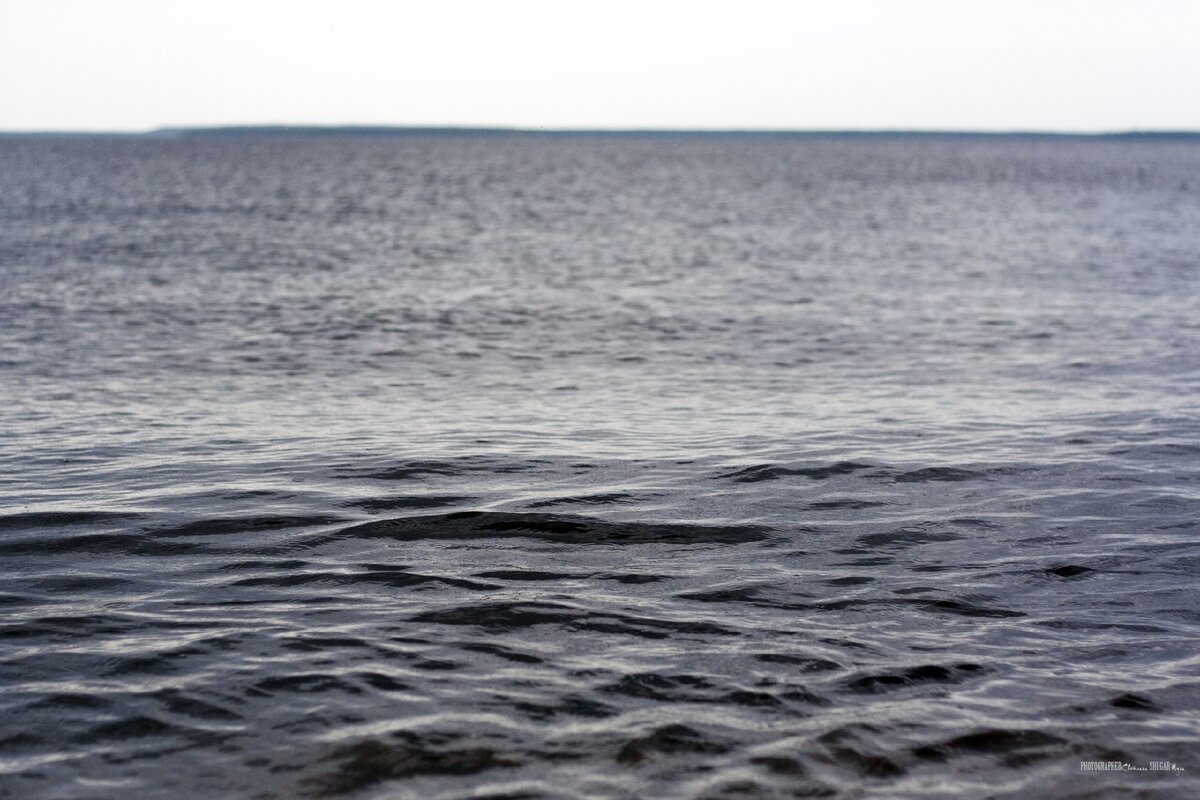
[1,134,1198,799]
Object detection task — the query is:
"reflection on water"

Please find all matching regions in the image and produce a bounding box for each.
[0,135,1198,798]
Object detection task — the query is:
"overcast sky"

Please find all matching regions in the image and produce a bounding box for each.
[2,0,1197,132]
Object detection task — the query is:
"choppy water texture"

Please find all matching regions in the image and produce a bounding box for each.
[1,134,1198,799]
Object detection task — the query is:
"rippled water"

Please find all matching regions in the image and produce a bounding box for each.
[1,134,1198,799]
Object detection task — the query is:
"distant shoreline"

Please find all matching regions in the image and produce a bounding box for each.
[2,125,1199,140]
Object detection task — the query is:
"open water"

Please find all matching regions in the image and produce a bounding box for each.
[0,134,1198,799]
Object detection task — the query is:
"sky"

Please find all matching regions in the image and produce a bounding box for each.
[1,0,1198,132]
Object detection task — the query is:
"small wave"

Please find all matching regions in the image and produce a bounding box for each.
[908,598,1025,618]
[0,533,212,557]
[0,510,141,531]
[154,690,242,721]
[456,642,544,664]
[1046,564,1095,578]
[912,729,1065,761]
[805,499,888,510]
[1110,692,1159,711]
[472,569,580,581]
[603,673,716,702]
[336,511,768,545]
[338,461,462,480]
[754,654,842,672]
[716,461,873,483]
[526,492,640,508]
[893,467,983,483]
[843,663,986,694]
[411,601,737,638]
[507,694,616,721]
[232,569,499,592]
[85,714,186,741]
[252,673,363,696]
[855,528,964,549]
[337,457,546,481]
[598,573,669,584]
[151,515,346,537]
[812,725,906,779]
[615,724,728,766]
[313,739,521,796]
[343,494,474,512]
[676,586,767,604]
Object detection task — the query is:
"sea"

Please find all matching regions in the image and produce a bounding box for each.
[1,132,1197,799]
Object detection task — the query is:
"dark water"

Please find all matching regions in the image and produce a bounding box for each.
[1,135,1198,799]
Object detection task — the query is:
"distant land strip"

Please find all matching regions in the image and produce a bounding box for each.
[2,126,1199,139]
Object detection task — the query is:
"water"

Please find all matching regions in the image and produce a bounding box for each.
[1,134,1197,799]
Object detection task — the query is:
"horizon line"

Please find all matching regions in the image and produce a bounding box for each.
[2,124,1200,139]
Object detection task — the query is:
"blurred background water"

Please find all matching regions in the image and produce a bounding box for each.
[0,134,1197,799]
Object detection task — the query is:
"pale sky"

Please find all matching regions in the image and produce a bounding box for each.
[2,0,1197,132]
